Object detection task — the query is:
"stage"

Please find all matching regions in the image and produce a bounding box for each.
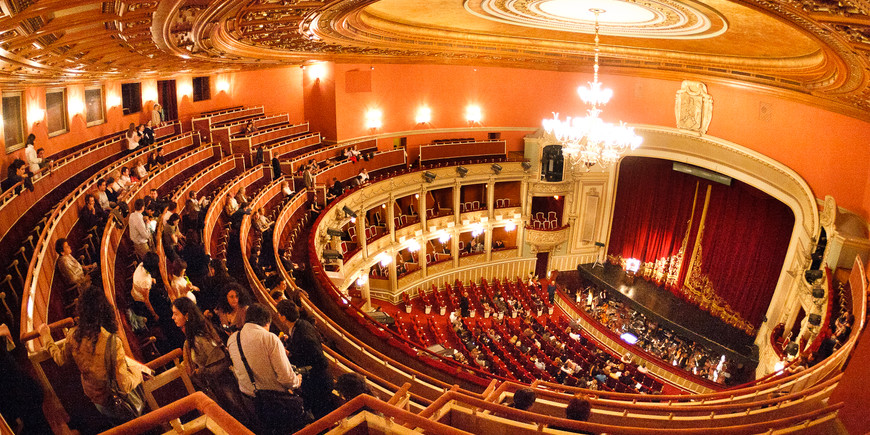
[575,263,758,365]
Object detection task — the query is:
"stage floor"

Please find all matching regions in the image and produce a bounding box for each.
[576,263,758,364]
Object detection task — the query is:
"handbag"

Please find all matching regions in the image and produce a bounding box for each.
[235,330,308,432]
[103,333,146,422]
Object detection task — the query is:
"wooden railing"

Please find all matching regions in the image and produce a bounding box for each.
[19,132,199,345]
[210,113,290,153]
[419,140,506,164]
[201,164,271,257]
[192,106,264,145]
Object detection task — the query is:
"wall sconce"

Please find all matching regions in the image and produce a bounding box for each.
[28,107,45,126]
[107,94,122,108]
[216,80,230,93]
[423,171,436,183]
[68,98,85,117]
[456,166,468,177]
[308,62,327,81]
[504,221,516,232]
[471,223,484,237]
[491,163,502,174]
[439,232,451,243]
[465,105,482,124]
[143,89,158,103]
[178,83,193,98]
[356,275,368,286]
[415,106,432,124]
[365,109,383,130]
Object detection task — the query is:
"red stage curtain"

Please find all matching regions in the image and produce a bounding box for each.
[697,180,794,327]
[607,157,698,291]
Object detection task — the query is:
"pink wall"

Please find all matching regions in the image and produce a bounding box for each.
[3,63,870,220]
[331,63,870,219]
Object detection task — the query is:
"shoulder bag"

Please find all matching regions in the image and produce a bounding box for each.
[236,330,308,432]
[104,333,146,422]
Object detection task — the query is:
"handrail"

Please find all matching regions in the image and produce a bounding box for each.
[20,317,74,343]
[294,394,472,435]
[145,348,183,370]
[201,164,269,257]
[21,132,198,345]
[416,389,845,434]
[100,391,254,435]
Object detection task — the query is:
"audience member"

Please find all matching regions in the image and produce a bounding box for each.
[81,194,106,230]
[39,287,150,425]
[0,323,52,434]
[168,258,199,303]
[215,284,251,335]
[336,373,373,403]
[24,134,41,174]
[277,300,335,418]
[3,159,33,193]
[171,298,249,424]
[227,303,304,435]
[126,123,140,151]
[151,104,164,127]
[55,238,97,288]
[131,252,161,323]
[147,148,165,170]
[511,388,536,411]
[129,199,152,258]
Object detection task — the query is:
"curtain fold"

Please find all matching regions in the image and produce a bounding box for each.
[607,157,698,292]
[607,157,794,334]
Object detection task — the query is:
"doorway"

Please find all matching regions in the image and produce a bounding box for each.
[535,252,549,279]
[157,80,178,122]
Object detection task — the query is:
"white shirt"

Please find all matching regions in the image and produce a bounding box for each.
[127,132,140,150]
[135,164,147,179]
[170,275,196,304]
[118,174,131,190]
[225,197,239,216]
[358,171,369,183]
[128,211,151,245]
[25,145,41,174]
[132,263,153,302]
[97,191,110,211]
[227,323,300,396]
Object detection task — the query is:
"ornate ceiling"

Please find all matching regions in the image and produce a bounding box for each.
[2,0,870,118]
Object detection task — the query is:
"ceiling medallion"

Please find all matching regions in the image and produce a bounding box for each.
[466,0,727,39]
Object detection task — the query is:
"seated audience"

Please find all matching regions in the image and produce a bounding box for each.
[168,258,199,303]
[128,199,153,258]
[24,134,42,175]
[81,194,106,230]
[146,148,165,170]
[215,284,252,335]
[131,252,161,323]
[55,238,97,288]
[3,159,33,193]
[511,388,537,411]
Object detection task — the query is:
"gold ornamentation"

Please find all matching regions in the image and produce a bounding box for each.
[675,81,714,134]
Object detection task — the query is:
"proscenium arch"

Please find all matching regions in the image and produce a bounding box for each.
[606,125,819,372]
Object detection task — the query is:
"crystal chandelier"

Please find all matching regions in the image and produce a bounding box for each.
[542,9,642,169]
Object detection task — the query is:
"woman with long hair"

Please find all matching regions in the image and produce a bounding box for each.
[126,122,140,151]
[38,287,148,424]
[214,283,251,335]
[171,298,249,423]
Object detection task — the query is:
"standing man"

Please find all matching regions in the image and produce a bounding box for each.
[227,304,304,435]
[128,198,152,258]
[276,300,335,419]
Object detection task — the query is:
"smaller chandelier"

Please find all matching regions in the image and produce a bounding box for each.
[542,9,642,169]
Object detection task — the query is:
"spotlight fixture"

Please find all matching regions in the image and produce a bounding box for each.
[323,250,343,261]
[342,205,357,218]
[423,171,437,183]
[456,166,468,177]
[785,342,799,356]
[804,269,823,284]
[807,314,822,326]
[521,161,532,171]
[327,227,344,237]
[491,163,502,174]
[812,287,825,299]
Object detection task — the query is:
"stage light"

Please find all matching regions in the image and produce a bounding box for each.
[323,249,342,261]
[625,258,641,273]
[423,171,436,183]
[439,232,451,243]
[491,163,502,174]
[327,227,344,237]
[521,161,532,171]
[620,333,638,345]
[342,205,357,218]
[504,221,516,232]
[456,166,468,177]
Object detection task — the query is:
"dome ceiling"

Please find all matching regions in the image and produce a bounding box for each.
[1,0,870,117]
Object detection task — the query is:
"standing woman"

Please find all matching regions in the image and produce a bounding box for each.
[171,298,249,423]
[168,258,199,303]
[152,103,164,127]
[126,123,140,152]
[38,287,149,424]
